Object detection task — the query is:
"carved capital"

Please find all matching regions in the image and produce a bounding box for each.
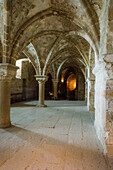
[93,54,113,80]
[93,60,106,75]
[52,79,58,84]
[35,75,48,84]
[0,64,18,81]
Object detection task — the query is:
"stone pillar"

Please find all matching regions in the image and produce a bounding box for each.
[35,75,48,107]
[52,79,58,100]
[85,81,88,102]
[87,47,95,111]
[93,55,113,157]
[0,64,18,128]
[87,78,95,111]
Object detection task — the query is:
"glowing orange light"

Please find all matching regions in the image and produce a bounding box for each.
[49,92,53,96]
[58,90,60,94]
[61,78,64,83]
[74,83,76,89]
[67,74,76,91]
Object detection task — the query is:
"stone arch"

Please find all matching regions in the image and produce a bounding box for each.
[23,43,42,75]
[8,9,99,64]
[56,58,86,81]
[68,31,99,62]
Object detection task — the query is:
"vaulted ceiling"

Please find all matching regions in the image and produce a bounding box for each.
[0,0,103,78]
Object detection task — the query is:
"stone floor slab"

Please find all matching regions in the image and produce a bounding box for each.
[0,100,112,170]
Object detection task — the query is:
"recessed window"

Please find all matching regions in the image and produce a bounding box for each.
[16,59,29,79]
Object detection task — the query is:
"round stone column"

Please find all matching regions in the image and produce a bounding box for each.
[35,75,48,107]
[52,79,58,100]
[0,64,18,128]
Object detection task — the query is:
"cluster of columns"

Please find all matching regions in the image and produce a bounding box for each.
[0,60,113,158]
[0,68,59,128]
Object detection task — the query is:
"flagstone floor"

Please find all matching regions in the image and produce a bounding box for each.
[0,100,113,170]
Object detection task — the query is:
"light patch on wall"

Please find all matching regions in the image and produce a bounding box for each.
[61,77,64,83]
[16,59,30,79]
[67,73,76,91]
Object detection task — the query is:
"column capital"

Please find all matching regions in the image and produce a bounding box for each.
[92,60,106,75]
[93,54,113,80]
[0,64,18,81]
[52,79,58,83]
[35,75,48,83]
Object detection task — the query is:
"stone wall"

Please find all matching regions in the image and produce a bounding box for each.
[100,0,113,56]
[11,60,38,103]
[107,0,113,54]
[93,56,113,157]
[106,79,113,156]
[77,70,85,100]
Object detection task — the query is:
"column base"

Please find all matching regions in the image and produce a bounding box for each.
[36,104,47,107]
[87,105,95,111]
[54,98,58,100]
[0,123,11,128]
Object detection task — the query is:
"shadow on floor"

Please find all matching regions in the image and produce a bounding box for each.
[11,100,87,108]
[1,125,112,169]
[11,103,36,107]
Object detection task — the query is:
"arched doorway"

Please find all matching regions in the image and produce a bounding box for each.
[58,67,85,100]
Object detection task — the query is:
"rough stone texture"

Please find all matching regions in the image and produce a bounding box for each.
[107,0,113,54]
[59,65,85,101]
[78,69,85,100]
[87,79,95,111]
[93,55,113,157]
[11,60,37,103]
[87,47,95,111]
[0,64,18,128]
[0,0,113,158]
[99,0,113,57]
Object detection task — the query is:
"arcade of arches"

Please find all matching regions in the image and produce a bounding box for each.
[0,0,113,169]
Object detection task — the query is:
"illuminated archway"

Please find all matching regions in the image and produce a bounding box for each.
[67,73,76,91]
